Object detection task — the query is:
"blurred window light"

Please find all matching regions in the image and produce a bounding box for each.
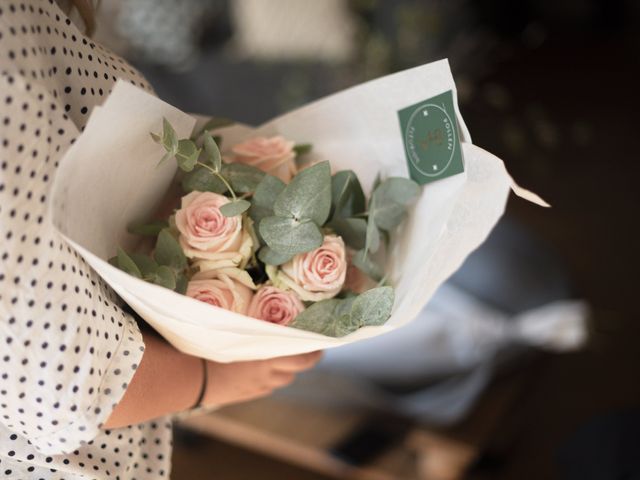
[230,0,357,62]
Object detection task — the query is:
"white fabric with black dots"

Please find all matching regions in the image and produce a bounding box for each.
[1,1,172,479]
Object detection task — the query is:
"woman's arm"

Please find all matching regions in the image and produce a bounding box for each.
[103,331,321,429]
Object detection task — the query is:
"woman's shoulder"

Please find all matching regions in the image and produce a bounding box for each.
[0,0,153,132]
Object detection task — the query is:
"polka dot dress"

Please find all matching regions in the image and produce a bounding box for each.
[1,1,172,478]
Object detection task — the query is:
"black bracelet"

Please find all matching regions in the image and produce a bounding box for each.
[192,358,208,409]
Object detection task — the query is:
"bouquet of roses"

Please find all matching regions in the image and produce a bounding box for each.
[110,119,419,337]
[51,59,546,362]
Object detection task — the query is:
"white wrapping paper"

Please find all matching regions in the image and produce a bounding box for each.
[50,59,546,362]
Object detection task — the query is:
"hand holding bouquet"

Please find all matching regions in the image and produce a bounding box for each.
[111,119,419,337]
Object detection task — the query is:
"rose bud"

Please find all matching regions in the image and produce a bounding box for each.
[247,286,305,326]
[230,136,297,182]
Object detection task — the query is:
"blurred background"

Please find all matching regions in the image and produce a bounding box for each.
[95,0,639,478]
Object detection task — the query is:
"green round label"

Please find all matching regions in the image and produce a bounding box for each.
[404,102,457,177]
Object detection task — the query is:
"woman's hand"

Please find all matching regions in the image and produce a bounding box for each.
[104,331,322,429]
[202,351,323,408]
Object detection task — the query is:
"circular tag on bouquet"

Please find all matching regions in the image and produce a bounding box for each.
[398,89,465,185]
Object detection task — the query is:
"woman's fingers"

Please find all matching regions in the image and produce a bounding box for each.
[268,351,323,373]
[202,352,322,408]
[269,370,296,388]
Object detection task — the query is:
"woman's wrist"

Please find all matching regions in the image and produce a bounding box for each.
[103,332,205,429]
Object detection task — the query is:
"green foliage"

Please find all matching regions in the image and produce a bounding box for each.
[220,199,251,217]
[161,118,178,155]
[129,253,158,277]
[175,139,201,172]
[273,161,331,225]
[350,286,394,327]
[181,165,226,194]
[331,170,365,218]
[153,265,177,290]
[328,217,367,250]
[370,177,420,231]
[258,162,332,257]
[364,203,381,254]
[292,287,394,337]
[257,246,294,266]
[355,177,419,278]
[250,175,286,225]
[175,272,188,294]
[222,163,265,194]
[112,226,189,292]
[327,170,367,251]
[154,229,187,270]
[351,249,384,281]
[150,118,179,166]
[127,220,168,237]
[293,143,312,156]
[181,162,264,197]
[259,216,323,255]
[202,131,222,171]
[115,248,141,278]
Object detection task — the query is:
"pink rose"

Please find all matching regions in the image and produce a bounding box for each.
[269,235,347,302]
[186,274,253,315]
[175,191,254,266]
[247,286,305,326]
[230,136,297,182]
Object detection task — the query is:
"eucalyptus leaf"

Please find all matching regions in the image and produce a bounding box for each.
[364,204,380,254]
[291,299,344,336]
[372,172,382,191]
[203,131,222,171]
[162,118,178,154]
[374,177,420,205]
[274,161,331,225]
[154,229,187,270]
[175,273,188,294]
[116,248,141,278]
[157,151,173,168]
[328,217,367,250]
[260,216,323,256]
[350,286,394,327]
[220,199,251,217]
[292,296,360,337]
[181,165,226,194]
[333,296,358,337]
[372,203,407,231]
[371,177,420,231]
[352,249,384,281]
[331,170,365,219]
[293,143,312,156]
[127,220,168,237]
[221,163,265,194]
[176,139,200,172]
[153,265,176,290]
[129,253,158,278]
[250,175,286,225]
[257,246,294,266]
